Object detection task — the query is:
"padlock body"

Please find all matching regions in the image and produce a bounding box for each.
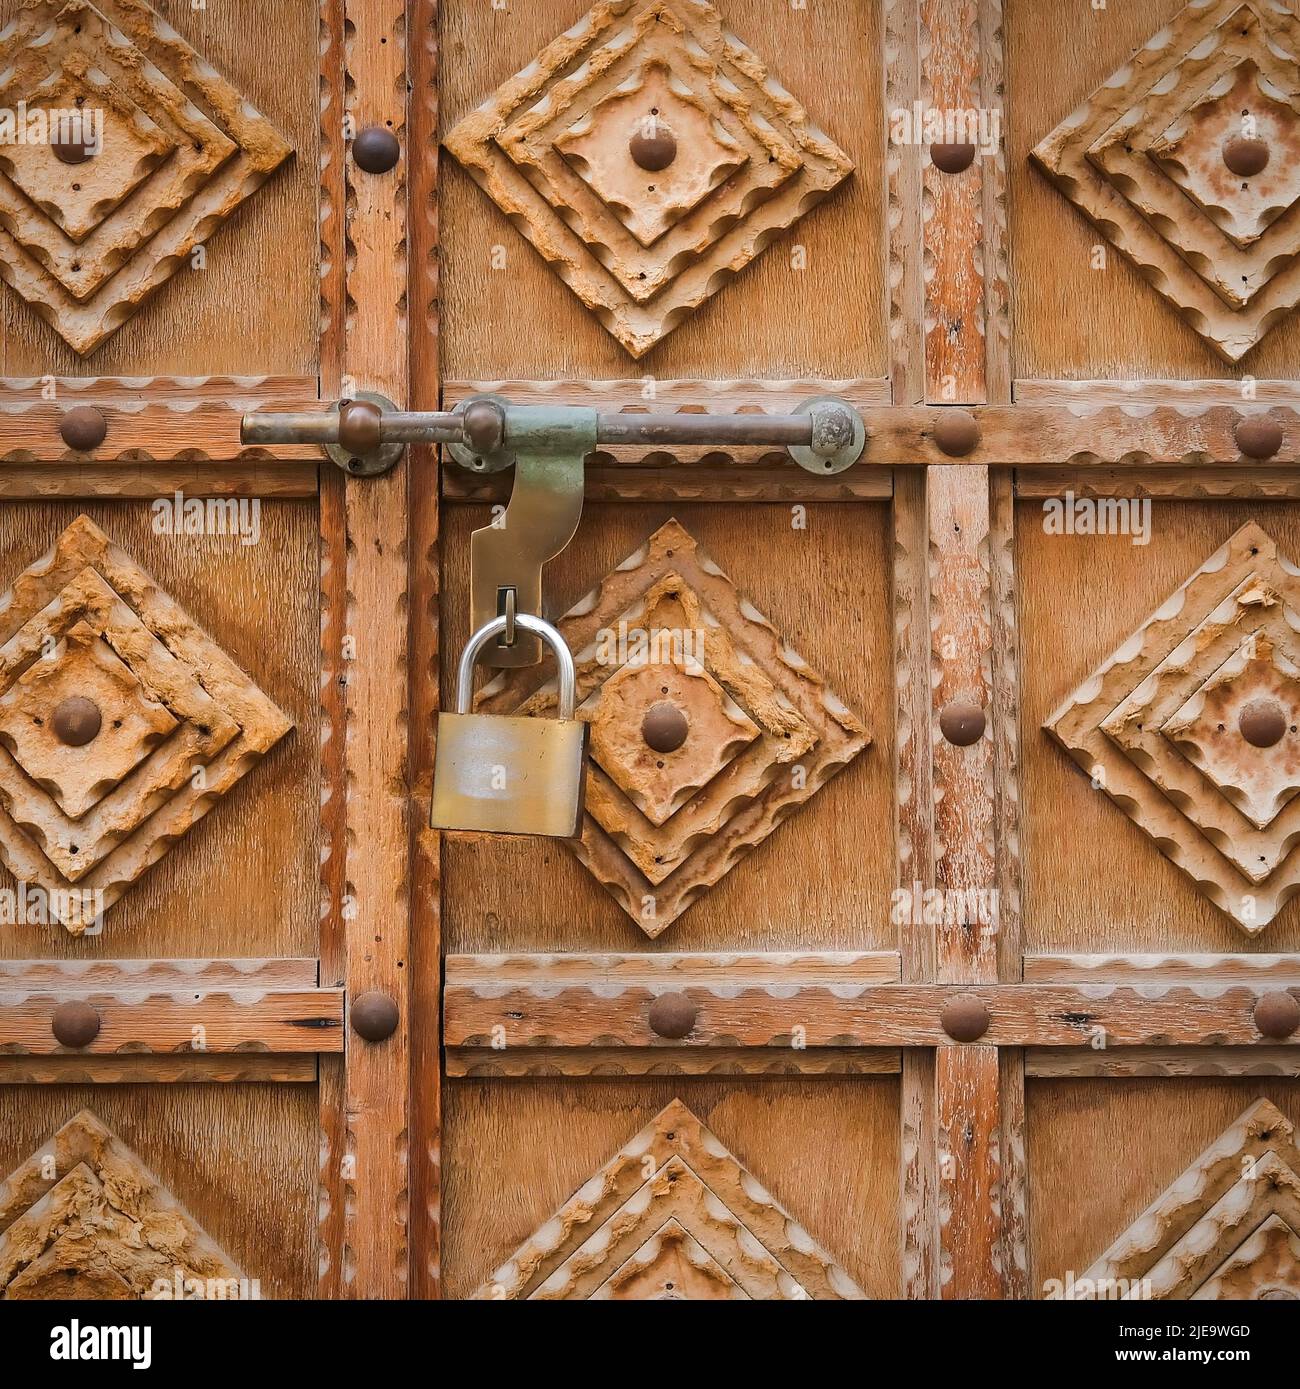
[430,712,588,837]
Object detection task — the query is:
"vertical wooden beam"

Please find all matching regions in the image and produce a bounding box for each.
[885,0,925,404]
[408,0,443,1302]
[322,0,412,1299]
[920,0,987,404]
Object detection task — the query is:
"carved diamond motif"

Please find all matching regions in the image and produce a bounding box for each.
[476,1099,862,1299]
[1081,1100,1300,1300]
[443,0,852,357]
[1047,523,1300,933]
[0,516,290,932]
[1032,0,1300,360]
[475,520,868,936]
[0,1110,243,1299]
[0,0,290,354]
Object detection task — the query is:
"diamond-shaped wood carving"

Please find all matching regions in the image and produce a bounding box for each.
[0,1109,242,1299]
[1031,0,1300,361]
[474,520,868,937]
[443,0,853,357]
[0,516,291,933]
[0,0,292,354]
[1082,1100,1300,1300]
[1046,522,1300,935]
[475,1099,862,1299]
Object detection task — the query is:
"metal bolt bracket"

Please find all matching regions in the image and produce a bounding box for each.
[789,396,867,474]
[326,392,404,476]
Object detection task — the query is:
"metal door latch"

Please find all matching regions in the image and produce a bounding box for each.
[241,393,865,666]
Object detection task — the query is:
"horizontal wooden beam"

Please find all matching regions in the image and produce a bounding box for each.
[0,958,341,1054]
[441,465,893,502]
[447,1046,902,1077]
[444,953,1300,1051]
[0,376,319,462]
[0,1055,317,1083]
[1025,1047,1300,1078]
[1023,954,1300,983]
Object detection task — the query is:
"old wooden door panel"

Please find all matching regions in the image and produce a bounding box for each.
[444,1080,900,1300]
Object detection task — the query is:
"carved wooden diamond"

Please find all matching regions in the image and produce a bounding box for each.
[1032,0,1300,361]
[0,516,290,932]
[1081,1100,1300,1300]
[475,520,868,937]
[1047,523,1300,934]
[0,1110,242,1299]
[476,1099,862,1299]
[0,0,290,353]
[443,0,853,357]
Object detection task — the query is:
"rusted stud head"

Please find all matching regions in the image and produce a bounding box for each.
[933,409,980,457]
[1239,698,1288,749]
[59,405,108,452]
[350,990,400,1041]
[642,701,689,754]
[648,991,697,1039]
[1235,417,1284,460]
[53,135,96,165]
[352,126,401,174]
[941,994,991,1043]
[939,699,986,747]
[52,1000,101,1048]
[629,120,677,171]
[1223,136,1270,178]
[52,696,102,747]
[931,142,976,174]
[337,399,384,456]
[1254,990,1300,1039]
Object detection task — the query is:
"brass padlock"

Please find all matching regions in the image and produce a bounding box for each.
[430,612,588,837]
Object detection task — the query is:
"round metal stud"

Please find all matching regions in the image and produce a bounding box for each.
[53,135,96,165]
[350,990,400,1041]
[1239,698,1287,749]
[648,991,697,1039]
[933,409,980,457]
[629,121,677,171]
[352,126,401,174]
[462,398,506,455]
[1254,990,1300,1039]
[642,701,689,754]
[941,994,990,1043]
[939,699,986,747]
[59,405,107,452]
[1223,136,1270,178]
[931,142,976,174]
[337,398,383,456]
[52,696,102,747]
[52,1000,100,1048]
[1235,417,1284,460]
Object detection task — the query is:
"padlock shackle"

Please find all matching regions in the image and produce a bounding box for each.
[456,613,577,718]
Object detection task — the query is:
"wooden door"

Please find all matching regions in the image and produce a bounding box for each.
[432,0,1300,1304]
[0,0,408,1299]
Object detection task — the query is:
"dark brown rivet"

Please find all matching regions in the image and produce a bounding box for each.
[53,136,96,165]
[1239,698,1287,749]
[350,990,399,1041]
[941,994,990,1043]
[463,398,506,454]
[629,121,677,172]
[933,409,980,457]
[352,126,401,174]
[931,142,976,174]
[1254,990,1300,1039]
[52,1000,100,1048]
[642,701,689,754]
[939,699,985,747]
[51,696,102,747]
[1223,136,1270,178]
[59,405,107,452]
[337,399,383,456]
[1235,417,1284,460]
[648,991,697,1039]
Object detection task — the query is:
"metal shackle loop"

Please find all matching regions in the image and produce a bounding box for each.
[455,613,577,718]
